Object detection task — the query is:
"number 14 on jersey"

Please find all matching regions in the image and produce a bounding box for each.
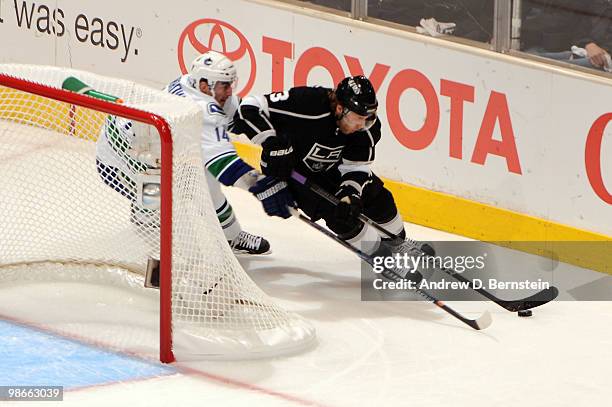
[215,127,230,142]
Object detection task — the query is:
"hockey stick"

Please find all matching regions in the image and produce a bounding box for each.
[290,170,558,312]
[289,207,492,331]
[62,76,124,103]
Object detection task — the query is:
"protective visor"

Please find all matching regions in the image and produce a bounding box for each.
[342,107,378,131]
[364,107,377,130]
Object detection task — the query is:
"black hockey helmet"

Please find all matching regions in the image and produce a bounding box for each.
[335,75,378,130]
[335,75,378,116]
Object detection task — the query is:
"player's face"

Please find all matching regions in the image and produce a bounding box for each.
[337,109,369,134]
[213,81,234,106]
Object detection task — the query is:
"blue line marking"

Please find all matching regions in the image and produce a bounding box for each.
[0,320,175,389]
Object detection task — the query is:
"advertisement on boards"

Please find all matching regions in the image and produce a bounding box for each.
[0,0,609,236]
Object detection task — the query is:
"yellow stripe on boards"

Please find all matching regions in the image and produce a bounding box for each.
[384,177,611,275]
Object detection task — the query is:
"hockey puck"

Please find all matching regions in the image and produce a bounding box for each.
[517,310,533,317]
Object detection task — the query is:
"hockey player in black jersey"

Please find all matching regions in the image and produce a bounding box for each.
[234,75,427,264]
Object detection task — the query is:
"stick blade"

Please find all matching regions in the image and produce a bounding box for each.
[502,286,559,312]
[62,76,89,93]
[472,310,493,330]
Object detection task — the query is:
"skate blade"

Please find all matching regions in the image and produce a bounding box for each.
[232,249,272,256]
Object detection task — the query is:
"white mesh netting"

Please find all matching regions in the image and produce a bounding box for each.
[0,64,315,359]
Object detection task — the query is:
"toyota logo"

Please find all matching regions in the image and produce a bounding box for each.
[178,19,256,97]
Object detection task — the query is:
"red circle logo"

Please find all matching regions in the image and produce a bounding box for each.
[178,19,256,97]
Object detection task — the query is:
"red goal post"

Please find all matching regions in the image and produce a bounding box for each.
[0,72,176,362]
[0,65,315,363]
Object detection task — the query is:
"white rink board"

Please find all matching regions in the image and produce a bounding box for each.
[0,0,610,235]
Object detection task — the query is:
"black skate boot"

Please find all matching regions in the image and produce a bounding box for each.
[388,238,436,257]
[229,231,271,255]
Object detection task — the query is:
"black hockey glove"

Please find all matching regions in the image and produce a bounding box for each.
[334,186,363,227]
[249,176,295,219]
[260,136,295,179]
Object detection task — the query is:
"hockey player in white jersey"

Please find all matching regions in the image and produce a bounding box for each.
[162,50,273,254]
[95,51,282,255]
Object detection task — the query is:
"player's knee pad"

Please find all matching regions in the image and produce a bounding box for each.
[339,223,380,255]
[378,211,405,238]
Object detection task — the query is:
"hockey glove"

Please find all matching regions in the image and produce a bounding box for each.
[334,186,363,227]
[260,136,295,179]
[249,176,295,219]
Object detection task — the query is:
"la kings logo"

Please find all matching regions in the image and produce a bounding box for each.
[303,143,344,172]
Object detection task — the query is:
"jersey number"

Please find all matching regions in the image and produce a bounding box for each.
[215,127,230,142]
[269,91,289,102]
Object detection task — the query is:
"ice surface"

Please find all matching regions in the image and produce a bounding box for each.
[0,187,611,407]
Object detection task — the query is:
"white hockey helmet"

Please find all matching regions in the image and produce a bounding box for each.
[189,50,238,94]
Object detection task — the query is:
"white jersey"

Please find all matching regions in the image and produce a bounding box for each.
[164,75,252,186]
[96,115,154,178]
[93,74,251,244]
[96,75,251,188]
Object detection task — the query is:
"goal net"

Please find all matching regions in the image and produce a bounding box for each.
[0,64,315,362]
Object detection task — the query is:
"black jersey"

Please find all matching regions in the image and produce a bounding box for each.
[235,86,382,195]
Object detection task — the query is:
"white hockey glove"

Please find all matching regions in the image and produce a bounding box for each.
[417,18,456,37]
